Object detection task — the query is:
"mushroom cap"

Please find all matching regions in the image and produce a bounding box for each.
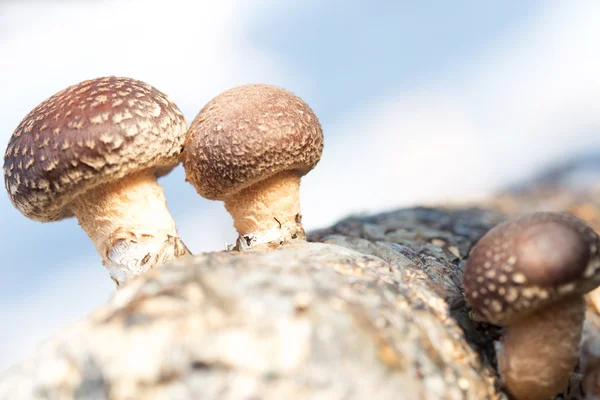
[182,84,323,200]
[463,212,600,326]
[3,76,188,222]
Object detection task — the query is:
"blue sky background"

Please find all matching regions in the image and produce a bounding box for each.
[2,0,600,369]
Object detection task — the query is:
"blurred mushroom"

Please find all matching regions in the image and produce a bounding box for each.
[3,76,190,286]
[462,212,600,400]
[182,84,323,250]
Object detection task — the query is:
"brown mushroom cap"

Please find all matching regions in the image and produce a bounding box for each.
[182,84,324,200]
[463,212,600,325]
[3,76,187,222]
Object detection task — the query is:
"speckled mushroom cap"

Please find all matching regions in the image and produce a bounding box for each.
[463,212,600,326]
[182,84,323,200]
[3,76,188,222]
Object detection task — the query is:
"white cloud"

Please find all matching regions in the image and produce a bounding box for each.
[0,0,292,136]
[302,89,490,229]
[461,1,600,178]
[302,1,600,229]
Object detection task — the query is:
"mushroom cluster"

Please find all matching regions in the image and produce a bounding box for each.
[8,76,600,398]
[463,212,600,400]
[4,78,323,284]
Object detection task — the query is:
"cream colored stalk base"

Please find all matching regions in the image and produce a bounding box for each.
[224,171,306,251]
[70,170,189,286]
[499,296,585,400]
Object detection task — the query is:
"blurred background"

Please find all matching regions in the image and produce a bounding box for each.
[1,0,600,369]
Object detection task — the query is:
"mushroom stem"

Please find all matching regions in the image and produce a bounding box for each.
[499,295,585,400]
[69,170,189,286]
[223,170,305,250]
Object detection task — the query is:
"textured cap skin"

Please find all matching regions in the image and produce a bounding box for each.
[463,212,600,325]
[182,84,324,200]
[4,76,188,222]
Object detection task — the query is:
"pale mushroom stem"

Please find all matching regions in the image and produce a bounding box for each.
[223,170,305,250]
[499,295,585,400]
[69,170,189,286]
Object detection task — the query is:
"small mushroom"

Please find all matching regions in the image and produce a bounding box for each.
[463,212,600,400]
[3,76,190,286]
[182,84,323,250]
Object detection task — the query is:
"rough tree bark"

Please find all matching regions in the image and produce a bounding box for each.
[3,156,600,400]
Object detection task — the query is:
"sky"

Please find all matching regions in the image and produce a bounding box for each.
[1,0,600,370]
